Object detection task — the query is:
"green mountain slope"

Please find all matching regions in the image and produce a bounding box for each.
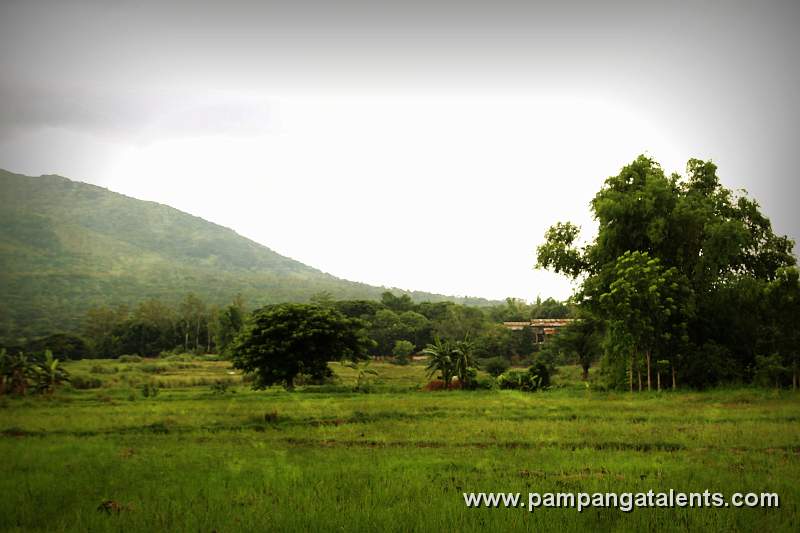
[0,169,491,341]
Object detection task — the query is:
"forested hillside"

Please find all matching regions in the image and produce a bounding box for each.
[0,170,491,342]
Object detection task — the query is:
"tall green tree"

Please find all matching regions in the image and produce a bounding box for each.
[763,267,800,389]
[537,156,792,388]
[215,294,246,355]
[598,251,693,391]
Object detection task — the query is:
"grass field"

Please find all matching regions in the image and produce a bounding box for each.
[2,359,799,532]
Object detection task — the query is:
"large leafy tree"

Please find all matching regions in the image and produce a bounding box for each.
[230,304,372,390]
[537,156,795,388]
[762,267,800,389]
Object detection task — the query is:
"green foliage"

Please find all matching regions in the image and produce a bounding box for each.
[230,304,372,390]
[481,356,510,377]
[1,348,70,395]
[536,155,796,389]
[33,350,70,394]
[70,375,103,390]
[391,340,415,365]
[422,338,457,389]
[24,333,89,360]
[340,360,379,392]
[210,380,233,394]
[496,362,550,391]
[140,382,160,398]
[0,349,34,395]
[762,267,800,388]
[753,354,788,389]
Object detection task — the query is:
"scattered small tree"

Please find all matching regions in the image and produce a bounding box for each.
[341,360,379,392]
[392,340,415,365]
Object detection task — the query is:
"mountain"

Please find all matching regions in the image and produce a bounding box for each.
[0,169,492,341]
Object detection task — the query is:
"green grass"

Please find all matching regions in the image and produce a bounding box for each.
[2,360,799,531]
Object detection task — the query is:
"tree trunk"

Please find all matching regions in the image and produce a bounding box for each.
[637,369,642,392]
[657,370,661,392]
[629,352,634,393]
[646,350,652,392]
[672,366,677,390]
[195,319,201,353]
[582,365,589,381]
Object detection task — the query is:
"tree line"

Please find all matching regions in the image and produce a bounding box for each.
[1,291,572,366]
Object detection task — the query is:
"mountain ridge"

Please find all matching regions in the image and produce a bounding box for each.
[0,169,494,341]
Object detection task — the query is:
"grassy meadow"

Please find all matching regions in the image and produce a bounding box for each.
[2,358,799,532]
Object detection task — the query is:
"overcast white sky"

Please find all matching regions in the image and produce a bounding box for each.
[1,0,798,301]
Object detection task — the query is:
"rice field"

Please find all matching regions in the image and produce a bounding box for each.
[1,359,798,531]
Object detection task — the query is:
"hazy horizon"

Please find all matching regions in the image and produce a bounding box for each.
[2,0,798,301]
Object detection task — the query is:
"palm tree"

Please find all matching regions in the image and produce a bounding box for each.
[423,338,456,389]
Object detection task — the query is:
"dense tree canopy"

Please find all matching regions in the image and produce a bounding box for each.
[230,304,373,389]
[537,155,797,388]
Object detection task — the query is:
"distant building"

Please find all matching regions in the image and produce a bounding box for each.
[502,318,576,343]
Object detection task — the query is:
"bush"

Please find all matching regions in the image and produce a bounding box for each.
[140,382,159,398]
[71,375,103,390]
[163,353,194,362]
[472,377,497,390]
[210,380,233,394]
[140,364,168,374]
[118,355,142,363]
[90,364,118,375]
[481,356,510,377]
[497,363,551,392]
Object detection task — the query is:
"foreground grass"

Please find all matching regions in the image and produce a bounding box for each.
[1,361,799,531]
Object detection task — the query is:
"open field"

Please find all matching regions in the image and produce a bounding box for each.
[2,360,799,532]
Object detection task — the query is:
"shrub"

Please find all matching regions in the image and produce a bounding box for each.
[497,363,551,392]
[90,365,118,374]
[140,364,168,374]
[70,375,103,390]
[140,382,159,398]
[164,353,194,362]
[472,377,497,390]
[482,356,510,377]
[210,380,233,394]
[118,355,142,363]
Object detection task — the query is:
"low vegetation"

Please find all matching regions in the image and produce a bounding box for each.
[1,357,798,531]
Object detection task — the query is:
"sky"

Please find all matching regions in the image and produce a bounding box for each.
[1,0,798,302]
